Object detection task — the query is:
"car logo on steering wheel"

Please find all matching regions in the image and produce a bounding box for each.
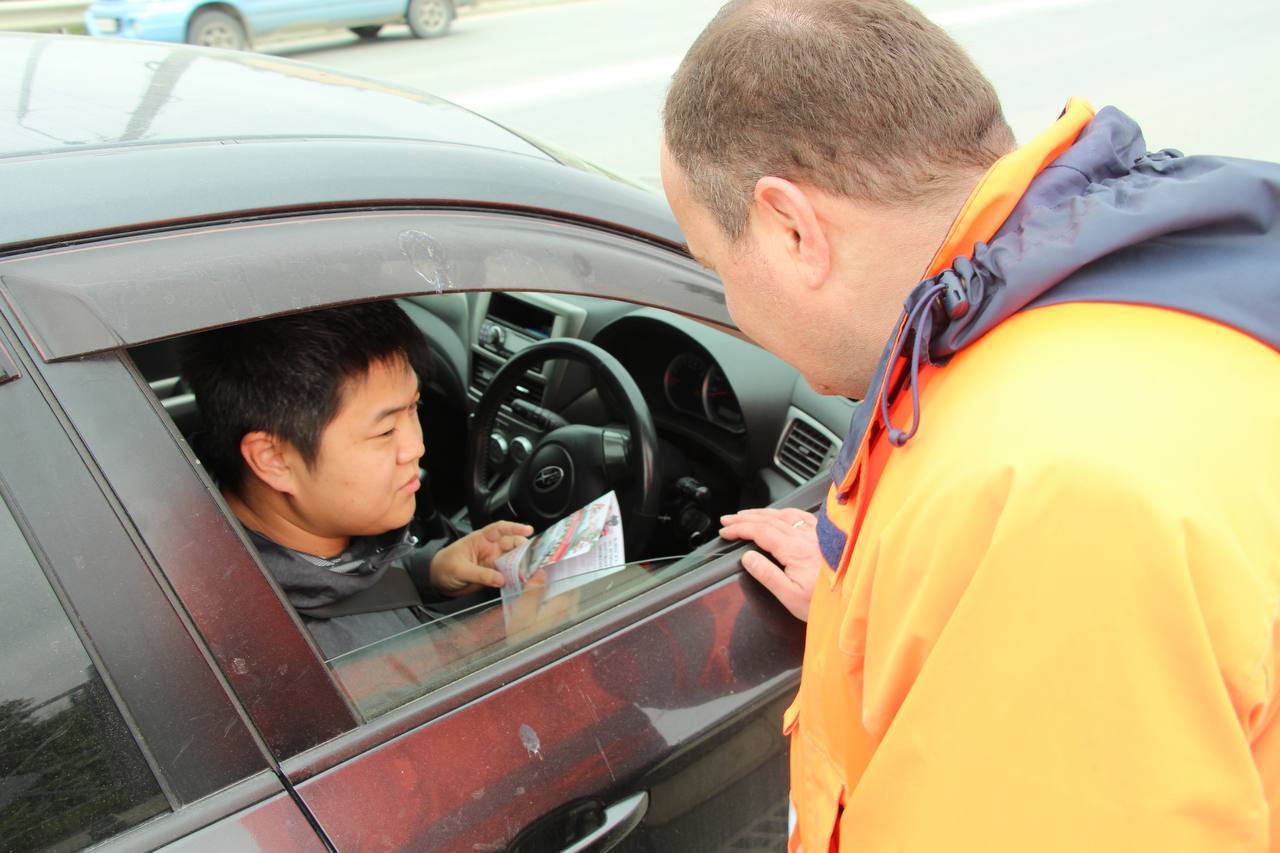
[533,466,565,492]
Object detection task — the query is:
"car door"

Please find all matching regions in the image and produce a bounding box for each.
[0,313,326,851]
[0,207,838,850]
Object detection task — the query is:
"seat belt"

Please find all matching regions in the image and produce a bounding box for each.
[297,566,425,619]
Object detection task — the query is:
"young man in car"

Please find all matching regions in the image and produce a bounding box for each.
[182,301,533,660]
[663,0,1280,850]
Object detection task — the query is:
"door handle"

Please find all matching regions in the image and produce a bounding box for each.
[509,791,649,853]
[561,791,648,853]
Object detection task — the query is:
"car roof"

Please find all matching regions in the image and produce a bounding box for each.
[0,33,684,251]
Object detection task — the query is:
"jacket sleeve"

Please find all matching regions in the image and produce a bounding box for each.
[841,457,1273,853]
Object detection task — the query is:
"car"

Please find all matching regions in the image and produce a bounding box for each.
[82,0,471,50]
[0,32,854,851]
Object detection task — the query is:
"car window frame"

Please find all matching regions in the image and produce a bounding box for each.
[0,206,802,779]
[0,311,296,847]
[0,207,730,362]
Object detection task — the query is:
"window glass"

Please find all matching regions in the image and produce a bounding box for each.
[328,551,731,720]
[0,495,168,851]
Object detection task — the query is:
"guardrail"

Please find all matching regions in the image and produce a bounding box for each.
[0,0,89,33]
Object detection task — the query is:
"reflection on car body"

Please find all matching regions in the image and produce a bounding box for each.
[0,31,853,851]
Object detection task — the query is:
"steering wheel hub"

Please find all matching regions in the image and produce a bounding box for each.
[528,445,575,516]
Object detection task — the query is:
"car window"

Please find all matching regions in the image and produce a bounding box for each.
[129,284,757,727]
[329,550,735,720]
[0,492,168,850]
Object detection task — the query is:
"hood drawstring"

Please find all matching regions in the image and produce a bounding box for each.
[880,268,972,448]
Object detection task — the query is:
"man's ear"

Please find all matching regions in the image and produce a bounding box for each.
[240,431,298,495]
[752,177,832,289]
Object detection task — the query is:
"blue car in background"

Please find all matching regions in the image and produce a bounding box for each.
[84,0,471,49]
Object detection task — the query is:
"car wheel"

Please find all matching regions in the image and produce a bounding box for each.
[351,25,382,39]
[186,9,249,50]
[406,0,453,39]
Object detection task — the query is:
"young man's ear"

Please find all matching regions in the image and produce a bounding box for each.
[240,431,298,494]
[752,176,832,289]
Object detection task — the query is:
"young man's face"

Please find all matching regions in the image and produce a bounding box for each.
[285,357,425,542]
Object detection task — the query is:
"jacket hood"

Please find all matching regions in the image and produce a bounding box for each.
[834,107,1280,486]
[936,106,1280,358]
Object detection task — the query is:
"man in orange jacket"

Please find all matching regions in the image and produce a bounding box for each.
[661,1,1280,850]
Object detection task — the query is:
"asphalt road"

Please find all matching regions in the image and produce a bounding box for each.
[284,0,1279,188]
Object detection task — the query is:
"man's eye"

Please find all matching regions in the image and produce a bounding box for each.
[378,427,396,438]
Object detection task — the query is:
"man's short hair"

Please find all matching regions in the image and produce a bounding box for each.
[664,0,1015,238]
[181,301,432,491]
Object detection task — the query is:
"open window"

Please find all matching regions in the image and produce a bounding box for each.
[125,288,776,721]
[7,207,838,743]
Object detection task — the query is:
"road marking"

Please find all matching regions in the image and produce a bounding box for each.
[448,0,1106,112]
[452,54,683,112]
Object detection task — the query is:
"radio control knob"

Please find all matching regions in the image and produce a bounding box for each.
[487,432,509,465]
[485,324,507,350]
[510,435,534,463]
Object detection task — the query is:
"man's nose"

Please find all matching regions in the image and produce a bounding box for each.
[398,422,425,465]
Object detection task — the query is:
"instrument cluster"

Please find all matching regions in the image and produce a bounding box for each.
[661,352,745,434]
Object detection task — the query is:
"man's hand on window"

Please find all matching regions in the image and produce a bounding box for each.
[719,508,822,622]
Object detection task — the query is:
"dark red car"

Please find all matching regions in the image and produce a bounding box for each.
[0,32,852,851]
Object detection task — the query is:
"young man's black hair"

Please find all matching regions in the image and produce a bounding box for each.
[181,301,433,491]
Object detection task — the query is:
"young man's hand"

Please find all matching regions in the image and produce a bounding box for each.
[719,508,823,622]
[429,520,533,596]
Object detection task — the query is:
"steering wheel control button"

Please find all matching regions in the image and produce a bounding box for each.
[487,432,509,466]
[528,445,574,516]
[511,435,534,463]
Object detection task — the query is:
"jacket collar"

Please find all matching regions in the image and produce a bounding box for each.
[248,525,418,610]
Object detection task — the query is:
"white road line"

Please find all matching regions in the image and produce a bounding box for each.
[448,0,1107,112]
[451,54,684,112]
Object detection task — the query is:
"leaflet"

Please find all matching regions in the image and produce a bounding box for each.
[496,491,625,623]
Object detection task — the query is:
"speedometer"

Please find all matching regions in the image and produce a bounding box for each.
[703,365,745,432]
[663,352,710,416]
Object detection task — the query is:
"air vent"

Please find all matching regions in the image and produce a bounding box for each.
[471,360,497,395]
[775,413,838,483]
[470,360,544,411]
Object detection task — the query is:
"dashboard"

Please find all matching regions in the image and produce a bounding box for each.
[404,289,856,547]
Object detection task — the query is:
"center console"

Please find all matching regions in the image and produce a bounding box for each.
[469,292,587,465]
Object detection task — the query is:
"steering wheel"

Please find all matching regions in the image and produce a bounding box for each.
[466,339,661,556]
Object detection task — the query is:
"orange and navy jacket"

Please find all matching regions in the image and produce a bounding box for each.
[791,100,1280,852]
